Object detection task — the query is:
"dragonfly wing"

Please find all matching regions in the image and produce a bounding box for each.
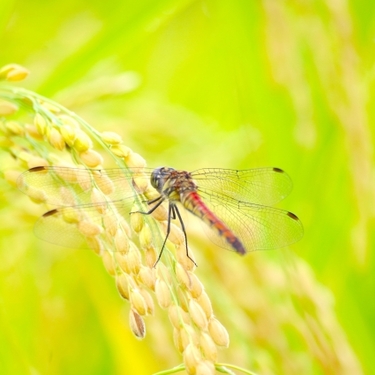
[17,166,153,206]
[33,199,137,249]
[195,189,303,252]
[18,166,166,252]
[191,168,293,206]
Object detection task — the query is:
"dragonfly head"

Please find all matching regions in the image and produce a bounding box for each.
[151,167,175,193]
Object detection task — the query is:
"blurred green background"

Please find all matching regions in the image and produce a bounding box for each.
[1,1,374,374]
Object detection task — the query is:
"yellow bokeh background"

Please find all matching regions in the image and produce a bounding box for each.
[1,1,374,374]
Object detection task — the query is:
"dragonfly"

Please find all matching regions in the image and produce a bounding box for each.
[17,165,304,265]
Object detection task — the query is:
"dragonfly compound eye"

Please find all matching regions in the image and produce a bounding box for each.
[150,167,176,192]
[151,167,166,190]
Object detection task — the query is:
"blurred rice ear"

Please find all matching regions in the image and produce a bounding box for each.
[0,63,30,82]
[0,65,241,374]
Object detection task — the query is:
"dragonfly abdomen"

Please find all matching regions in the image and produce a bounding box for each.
[181,192,246,255]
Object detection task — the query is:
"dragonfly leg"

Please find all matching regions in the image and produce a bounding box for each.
[173,205,197,267]
[131,195,164,215]
[153,202,174,266]
[132,196,172,266]
[132,197,197,267]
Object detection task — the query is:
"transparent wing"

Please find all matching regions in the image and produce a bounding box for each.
[33,199,134,249]
[195,189,303,252]
[17,166,155,206]
[17,166,164,250]
[191,168,293,206]
[32,198,167,252]
[18,166,292,206]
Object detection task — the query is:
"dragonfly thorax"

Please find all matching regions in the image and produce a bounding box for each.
[150,167,197,200]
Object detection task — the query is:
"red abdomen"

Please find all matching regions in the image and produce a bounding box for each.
[181,192,246,254]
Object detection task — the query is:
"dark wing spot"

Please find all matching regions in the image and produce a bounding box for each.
[30,166,48,172]
[273,167,284,173]
[287,211,299,220]
[43,209,58,217]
